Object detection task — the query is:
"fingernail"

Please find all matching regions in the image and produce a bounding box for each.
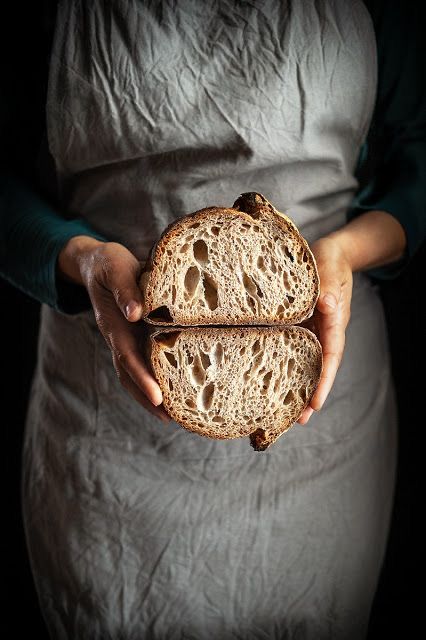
[125,300,140,319]
[152,393,163,407]
[323,293,337,309]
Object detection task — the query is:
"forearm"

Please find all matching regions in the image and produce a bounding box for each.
[327,210,407,273]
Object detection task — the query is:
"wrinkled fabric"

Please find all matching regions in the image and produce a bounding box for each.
[22,1,397,639]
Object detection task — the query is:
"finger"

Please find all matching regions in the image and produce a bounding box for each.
[297,406,314,425]
[315,273,342,316]
[310,317,346,411]
[93,289,163,407]
[114,363,170,422]
[100,250,144,322]
[111,338,163,407]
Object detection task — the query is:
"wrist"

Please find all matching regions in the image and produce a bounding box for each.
[57,235,105,286]
[325,229,358,273]
[325,210,407,273]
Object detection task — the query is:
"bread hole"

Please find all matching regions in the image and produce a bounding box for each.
[254,278,263,298]
[193,239,209,264]
[253,225,260,232]
[166,249,172,256]
[168,379,174,391]
[240,346,246,356]
[269,259,277,274]
[284,247,294,263]
[306,264,311,271]
[283,389,295,405]
[251,339,261,355]
[243,272,262,304]
[179,243,190,253]
[184,266,200,298]
[277,304,285,316]
[241,223,251,231]
[200,351,211,370]
[155,331,181,349]
[302,252,308,262]
[287,295,295,304]
[257,256,266,271]
[261,371,273,395]
[147,306,173,323]
[202,273,219,310]
[212,415,224,424]
[246,294,256,313]
[163,351,178,368]
[211,226,220,236]
[171,284,177,304]
[185,398,196,409]
[190,354,206,386]
[283,271,291,290]
[212,342,224,364]
[251,352,263,374]
[189,222,200,229]
[200,383,215,411]
[286,358,295,376]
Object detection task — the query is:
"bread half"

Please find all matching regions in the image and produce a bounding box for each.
[140,192,319,326]
[149,326,322,451]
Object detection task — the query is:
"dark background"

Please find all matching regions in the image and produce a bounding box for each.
[2,2,424,638]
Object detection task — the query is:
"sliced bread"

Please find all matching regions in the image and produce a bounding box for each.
[149,326,322,451]
[140,192,319,326]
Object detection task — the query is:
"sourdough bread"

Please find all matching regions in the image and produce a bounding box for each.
[149,326,322,451]
[140,192,319,326]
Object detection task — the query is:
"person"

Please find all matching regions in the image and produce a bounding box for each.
[1,1,425,638]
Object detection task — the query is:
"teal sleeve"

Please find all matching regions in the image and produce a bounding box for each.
[0,4,108,315]
[0,172,107,313]
[348,0,426,279]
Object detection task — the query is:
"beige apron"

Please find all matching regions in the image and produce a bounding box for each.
[22,2,397,638]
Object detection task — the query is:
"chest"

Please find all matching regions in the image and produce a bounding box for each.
[48,0,376,173]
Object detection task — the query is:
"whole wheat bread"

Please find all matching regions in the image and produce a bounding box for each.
[140,192,319,326]
[142,192,322,451]
[149,326,322,451]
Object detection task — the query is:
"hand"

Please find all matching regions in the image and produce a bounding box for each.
[58,236,170,422]
[297,236,353,425]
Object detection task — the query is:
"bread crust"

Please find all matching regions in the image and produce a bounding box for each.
[140,192,320,326]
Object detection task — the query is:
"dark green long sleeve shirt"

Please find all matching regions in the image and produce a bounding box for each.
[1,0,425,314]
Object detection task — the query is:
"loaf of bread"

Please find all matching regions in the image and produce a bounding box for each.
[140,192,319,326]
[141,192,322,451]
[149,326,322,451]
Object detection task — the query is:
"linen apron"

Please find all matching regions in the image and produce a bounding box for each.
[22,1,398,638]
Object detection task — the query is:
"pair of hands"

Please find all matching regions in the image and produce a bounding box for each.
[59,235,353,426]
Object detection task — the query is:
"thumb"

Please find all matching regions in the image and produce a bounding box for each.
[112,281,143,321]
[103,252,144,322]
[316,279,341,315]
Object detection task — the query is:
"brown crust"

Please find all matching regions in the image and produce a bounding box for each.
[140,193,320,326]
[149,326,323,447]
